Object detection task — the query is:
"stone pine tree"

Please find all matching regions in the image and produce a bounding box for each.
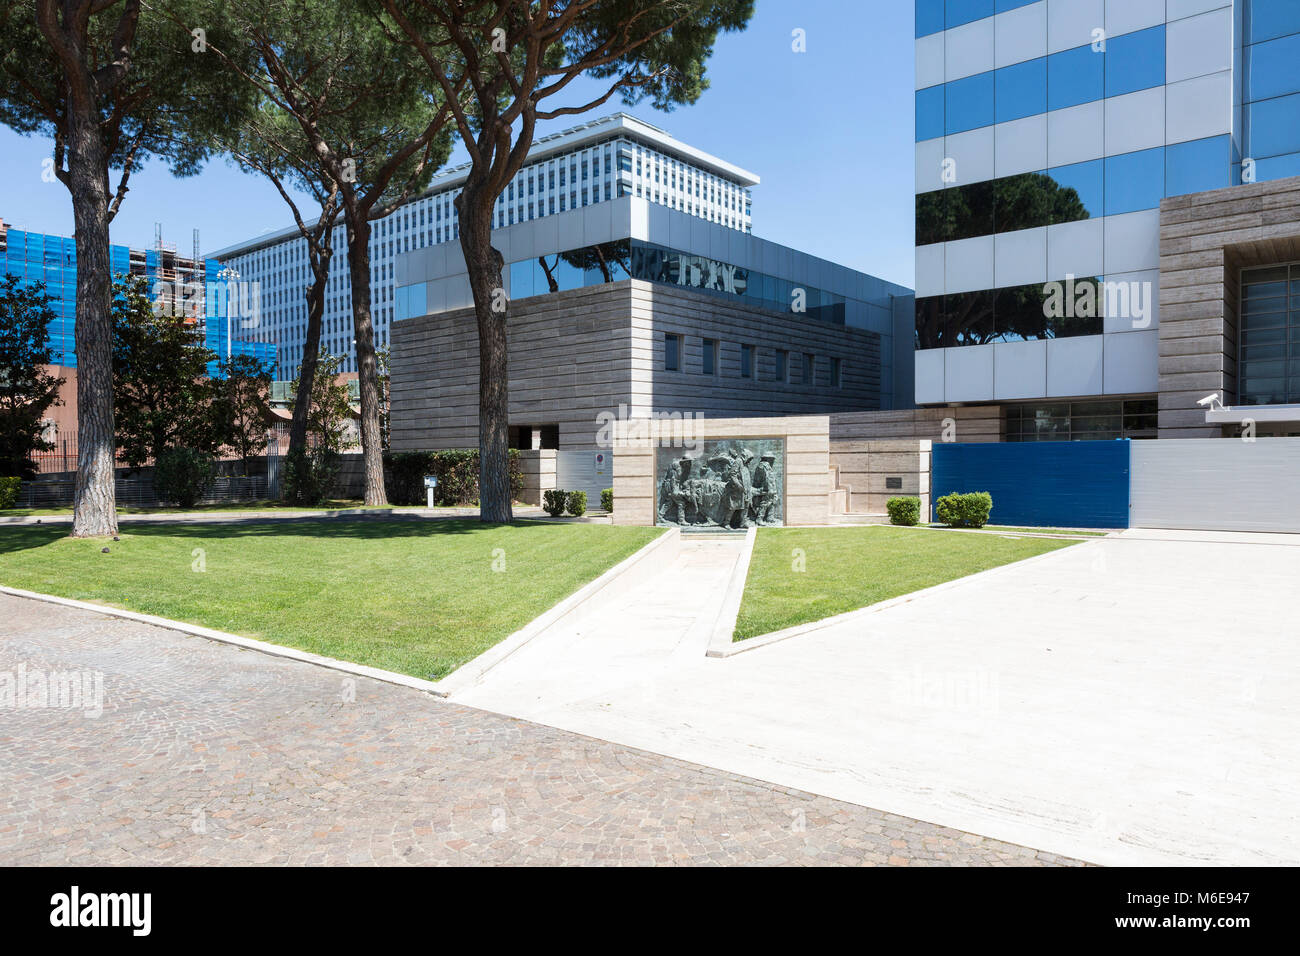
[190,0,456,506]
[382,0,754,522]
[0,0,250,536]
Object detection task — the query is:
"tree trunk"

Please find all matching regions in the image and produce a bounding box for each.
[344,210,387,506]
[289,248,331,459]
[67,110,117,538]
[457,188,512,523]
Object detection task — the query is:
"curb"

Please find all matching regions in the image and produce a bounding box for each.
[712,534,1098,658]
[0,584,445,696]
[704,526,757,657]
[0,507,549,526]
[431,527,680,696]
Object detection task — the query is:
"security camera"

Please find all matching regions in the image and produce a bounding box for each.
[1197,393,1223,410]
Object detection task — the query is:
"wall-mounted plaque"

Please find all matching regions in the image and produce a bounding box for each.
[886,476,903,490]
[655,439,785,529]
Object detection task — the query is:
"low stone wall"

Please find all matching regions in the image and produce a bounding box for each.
[516,449,557,506]
[830,439,931,515]
[612,415,831,527]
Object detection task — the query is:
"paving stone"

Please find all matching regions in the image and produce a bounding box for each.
[0,593,1086,866]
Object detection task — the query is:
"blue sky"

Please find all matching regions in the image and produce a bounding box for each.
[0,0,916,288]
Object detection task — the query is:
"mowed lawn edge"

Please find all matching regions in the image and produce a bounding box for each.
[0,518,662,679]
[734,525,1079,640]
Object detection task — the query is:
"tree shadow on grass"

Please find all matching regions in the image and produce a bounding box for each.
[0,516,584,554]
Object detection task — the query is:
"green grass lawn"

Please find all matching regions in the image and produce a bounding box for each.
[0,499,459,517]
[0,519,661,678]
[734,525,1078,640]
[925,524,1109,537]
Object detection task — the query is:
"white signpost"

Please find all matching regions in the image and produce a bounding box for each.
[424,475,438,509]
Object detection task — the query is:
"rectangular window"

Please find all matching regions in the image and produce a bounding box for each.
[802,352,815,385]
[740,344,754,379]
[775,349,788,383]
[702,337,717,375]
[831,357,842,388]
[664,333,681,372]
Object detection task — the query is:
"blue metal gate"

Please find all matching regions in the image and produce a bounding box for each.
[931,441,1131,529]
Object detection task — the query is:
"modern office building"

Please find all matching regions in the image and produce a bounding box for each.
[913,0,1300,439]
[212,113,759,380]
[0,217,275,375]
[388,196,914,499]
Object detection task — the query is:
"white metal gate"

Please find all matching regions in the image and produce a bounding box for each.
[1130,438,1300,532]
[555,449,612,505]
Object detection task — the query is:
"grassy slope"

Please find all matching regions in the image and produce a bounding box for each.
[735,525,1076,640]
[0,519,660,679]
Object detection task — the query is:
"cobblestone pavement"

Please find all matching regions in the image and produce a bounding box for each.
[0,593,1087,866]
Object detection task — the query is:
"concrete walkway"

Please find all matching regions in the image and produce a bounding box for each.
[455,529,1300,867]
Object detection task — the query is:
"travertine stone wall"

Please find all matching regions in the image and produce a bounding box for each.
[612,415,831,527]
[390,279,884,455]
[1158,176,1300,437]
[829,440,932,515]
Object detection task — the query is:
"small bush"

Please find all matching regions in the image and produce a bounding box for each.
[566,490,587,517]
[153,448,215,508]
[935,491,993,528]
[0,476,21,510]
[600,487,613,513]
[543,489,567,517]
[283,445,340,506]
[886,496,920,527]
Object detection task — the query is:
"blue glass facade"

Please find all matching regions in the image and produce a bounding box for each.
[1242,0,1300,182]
[1,226,274,376]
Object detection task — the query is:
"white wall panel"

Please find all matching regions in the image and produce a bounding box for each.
[916,243,945,299]
[1048,100,1105,167]
[1102,269,1160,333]
[996,113,1049,178]
[1104,210,1161,273]
[915,348,946,404]
[994,339,1049,400]
[916,32,946,90]
[946,17,997,82]
[945,344,996,402]
[1104,0,1166,38]
[916,138,947,193]
[996,1,1048,69]
[1105,87,1166,156]
[946,125,996,186]
[1166,6,1233,83]
[1166,71,1233,144]
[1102,329,1158,393]
[1046,335,1105,396]
[1048,218,1104,278]
[996,226,1048,287]
[1048,0,1104,55]
[945,235,996,293]
[1130,438,1300,532]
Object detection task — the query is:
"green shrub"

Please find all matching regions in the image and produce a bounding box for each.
[886,496,920,527]
[566,490,587,517]
[0,476,21,510]
[283,445,340,506]
[153,447,215,508]
[935,491,993,529]
[600,487,613,513]
[543,489,567,517]
[383,449,524,506]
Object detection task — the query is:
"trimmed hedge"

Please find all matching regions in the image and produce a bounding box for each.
[0,476,20,510]
[935,491,993,529]
[384,449,525,506]
[886,495,920,527]
[542,489,567,517]
[600,487,613,513]
[566,490,587,517]
[153,448,215,509]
